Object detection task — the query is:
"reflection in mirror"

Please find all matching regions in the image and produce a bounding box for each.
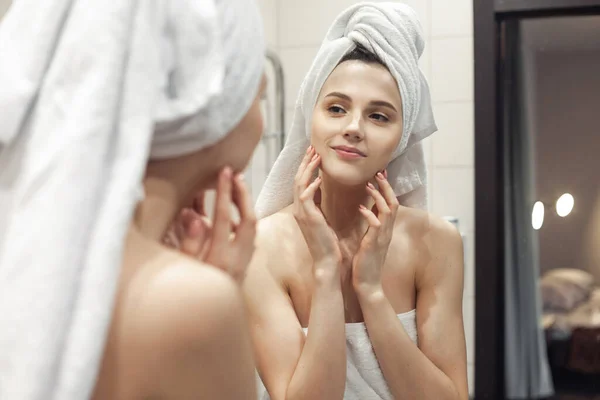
[244,1,475,399]
[504,14,600,399]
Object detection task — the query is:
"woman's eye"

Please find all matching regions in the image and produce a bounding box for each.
[328,106,345,114]
[371,113,389,122]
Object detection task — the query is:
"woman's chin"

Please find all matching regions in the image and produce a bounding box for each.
[322,168,368,188]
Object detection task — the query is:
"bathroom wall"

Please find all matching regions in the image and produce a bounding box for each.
[270,0,475,394]
[535,50,600,282]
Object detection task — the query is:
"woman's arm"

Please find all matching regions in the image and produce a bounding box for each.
[244,146,347,399]
[244,232,347,400]
[357,220,469,400]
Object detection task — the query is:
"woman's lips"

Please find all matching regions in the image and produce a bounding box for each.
[333,147,365,160]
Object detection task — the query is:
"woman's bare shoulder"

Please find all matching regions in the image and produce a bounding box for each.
[126,254,244,352]
[394,206,460,243]
[102,252,249,398]
[250,206,302,279]
[256,205,299,249]
[393,207,464,281]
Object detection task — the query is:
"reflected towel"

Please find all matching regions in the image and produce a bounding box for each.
[257,310,418,399]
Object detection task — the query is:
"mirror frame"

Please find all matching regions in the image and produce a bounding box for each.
[473,1,600,399]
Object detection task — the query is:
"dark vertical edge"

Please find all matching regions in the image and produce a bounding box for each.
[474,0,505,399]
[495,0,600,14]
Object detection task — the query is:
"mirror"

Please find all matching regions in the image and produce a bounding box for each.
[251,0,475,397]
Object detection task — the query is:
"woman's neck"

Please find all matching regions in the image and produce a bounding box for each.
[318,173,374,240]
[132,150,222,242]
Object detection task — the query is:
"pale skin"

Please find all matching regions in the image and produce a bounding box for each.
[92,77,267,400]
[173,61,468,400]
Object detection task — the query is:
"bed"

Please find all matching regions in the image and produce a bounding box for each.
[541,269,600,376]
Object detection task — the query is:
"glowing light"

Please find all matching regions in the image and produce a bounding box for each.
[556,193,574,217]
[532,201,545,230]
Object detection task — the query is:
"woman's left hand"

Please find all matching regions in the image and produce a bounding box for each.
[352,170,399,294]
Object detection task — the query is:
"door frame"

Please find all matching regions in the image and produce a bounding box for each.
[473,1,600,399]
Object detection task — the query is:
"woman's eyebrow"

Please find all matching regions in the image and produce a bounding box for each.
[325,91,351,102]
[369,100,397,113]
[324,92,397,113]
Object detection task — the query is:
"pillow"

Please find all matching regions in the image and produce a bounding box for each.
[540,269,595,312]
[546,269,595,291]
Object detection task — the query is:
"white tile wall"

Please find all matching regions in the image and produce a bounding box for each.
[431,37,474,102]
[431,0,473,37]
[257,0,279,48]
[278,0,429,48]
[280,46,320,109]
[432,102,474,167]
[431,167,475,233]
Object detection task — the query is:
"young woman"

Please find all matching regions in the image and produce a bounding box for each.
[0,1,266,399]
[170,3,468,400]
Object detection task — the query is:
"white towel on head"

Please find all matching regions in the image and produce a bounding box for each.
[0,0,264,399]
[255,2,436,219]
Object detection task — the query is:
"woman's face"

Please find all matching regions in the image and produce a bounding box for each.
[311,60,403,186]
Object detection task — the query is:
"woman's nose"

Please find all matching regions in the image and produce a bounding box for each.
[343,115,364,140]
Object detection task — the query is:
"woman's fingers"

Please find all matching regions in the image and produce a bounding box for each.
[294,145,315,183]
[358,204,382,246]
[232,173,257,249]
[294,147,319,198]
[366,181,391,222]
[210,167,233,248]
[300,153,320,188]
[299,176,322,203]
[232,220,256,259]
[298,176,325,226]
[205,168,234,266]
[179,208,206,256]
[232,173,255,222]
[375,171,399,211]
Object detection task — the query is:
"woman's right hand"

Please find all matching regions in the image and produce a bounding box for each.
[293,146,342,267]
